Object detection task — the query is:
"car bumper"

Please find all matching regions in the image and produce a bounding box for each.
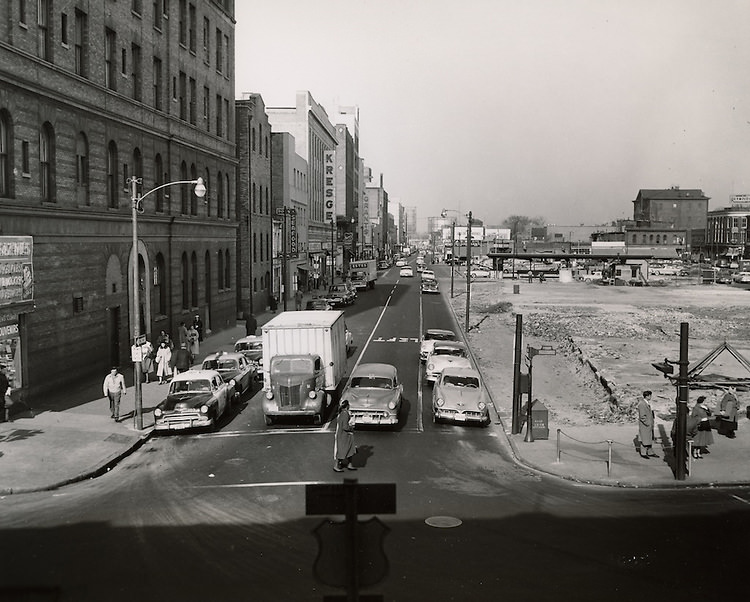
[434,408,488,424]
[154,414,213,431]
[350,409,399,426]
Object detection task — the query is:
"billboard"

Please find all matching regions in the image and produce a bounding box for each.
[0,236,34,307]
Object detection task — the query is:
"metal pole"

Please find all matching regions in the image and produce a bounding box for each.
[675,322,689,480]
[556,428,561,462]
[331,219,336,287]
[282,210,288,312]
[344,478,360,602]
[450,222,455,298]
[606,440,613,477]
[511,314,523,434]
[130,177,143,431]
[524,351,534,442]
[465,211,472,333]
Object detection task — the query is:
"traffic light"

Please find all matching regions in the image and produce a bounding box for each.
[651,358,674,377]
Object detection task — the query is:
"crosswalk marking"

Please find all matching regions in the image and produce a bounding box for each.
[372,336,420,343]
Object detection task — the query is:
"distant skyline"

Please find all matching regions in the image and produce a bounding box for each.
[234,0,750,229]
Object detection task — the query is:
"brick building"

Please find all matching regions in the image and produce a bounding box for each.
[0,1,238,402]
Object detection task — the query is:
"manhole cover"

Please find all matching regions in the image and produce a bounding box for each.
[425,516,463,528]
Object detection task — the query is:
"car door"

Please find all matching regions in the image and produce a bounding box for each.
[214,375,227,417]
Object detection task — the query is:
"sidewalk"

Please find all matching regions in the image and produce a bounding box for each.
[2,290,749,494]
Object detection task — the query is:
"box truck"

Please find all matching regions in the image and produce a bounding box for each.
[349,259,378,290]
[261,310,348,425]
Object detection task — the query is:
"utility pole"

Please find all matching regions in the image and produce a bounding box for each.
[465,211,472,333]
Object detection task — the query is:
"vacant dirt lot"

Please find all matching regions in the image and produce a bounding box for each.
[448,275,750,427]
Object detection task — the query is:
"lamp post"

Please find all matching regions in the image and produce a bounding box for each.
[465,211,473,333]
[441,209,461,298]
[128,175,206,430]
[330,218,336,287]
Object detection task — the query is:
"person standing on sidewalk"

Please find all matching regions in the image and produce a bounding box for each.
[246,312,257,336]
[103,366,126,421]
[0,365,10,422]
[718,386,739,438]
[333,399,357,472]
[178,321,189,347]
[294,288,303,311]
[690,396,714,459]
[171,343,192,377]
[638,390,659,459]
[155,341,172,384]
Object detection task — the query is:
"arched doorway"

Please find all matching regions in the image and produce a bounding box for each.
[204,250,212,332]
[127,240,152,341]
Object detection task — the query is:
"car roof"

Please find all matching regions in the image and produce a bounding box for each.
[235,335,262,344]
[425,328,455,337]
[440,366,480,378]
[350,362,398,378]
[172,369,220,381]
[203,351,245,361]
[433,341,467,350]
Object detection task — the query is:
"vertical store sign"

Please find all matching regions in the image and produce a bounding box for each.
[0,236,34,306]
[324,150,335,222]
[289,208,298,258]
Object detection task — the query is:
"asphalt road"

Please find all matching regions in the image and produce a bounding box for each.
[1,262,749,601]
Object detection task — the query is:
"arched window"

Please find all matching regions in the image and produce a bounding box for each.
[154,253,166,315]
[253,277,257,293]
[253,233,257,263]
[265,186,270,214]
[181,252,189,309]
[204,168,211,217]
[218,250,224,289]
[0,110,13,198]
[224,249,231,290]
[217,170,224,218]
[649,234,654,244]
[251,127,256,151]
[180,161,188,214]
[252,182,257,213]
[154,154,164,212]
[75,132,89,205]
[191,251,198,307]
[225,172,230,217]
[642,234,647,244]
[40,122,55,202]
[190,163,198,215]
[656,234,660,244]
[265,232,270,261]
[107,141,119,208]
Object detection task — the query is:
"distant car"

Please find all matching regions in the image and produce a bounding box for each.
[342,363,403,427]
[424,341,471,383]
[421,280,440,294]
[420,269,436,281]
[234,335,264,368]
[578,271,603,283]
[653,264,681,276]
[201,351,256,396]
[395,259,407,267]
[469,265,492,279]
[420,328,457,362]
[733,271,750,283]
[377,260,390,270]
[326,283,356,306]
[306,298,333,311]
[153,369,238,432]
[400,266,414,277]
[432,366,490,426]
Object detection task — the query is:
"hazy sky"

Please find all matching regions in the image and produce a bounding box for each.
[234,0,750,229]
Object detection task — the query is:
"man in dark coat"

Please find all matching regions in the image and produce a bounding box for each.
[171,343,192,377]
[246,312,258,336]
[718,386,739,438]
[333,399,357,472]
[638,390,658,458]
[0,365,10,422]
[193,314,204,342]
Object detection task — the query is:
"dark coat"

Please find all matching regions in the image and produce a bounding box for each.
[719,391,739,422]
[171,348,192,372]
[334,407,355,461]
[691,403,714,447]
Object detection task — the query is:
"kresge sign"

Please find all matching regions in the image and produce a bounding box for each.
[324,150,335,222]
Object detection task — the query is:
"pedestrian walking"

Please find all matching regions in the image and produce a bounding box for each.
[187,324,200,358]
[0,364,10,422]
[246,312,258,336]
[140,339,154,383]
[171,343,192,377]
[690,396,714,459]
[193,314,204,342]
[178,321,189,347]
[294,288,303,311]
[637,390,659,458]
[157,330,174,351]
[102,366,126,421]
[333,399,357,472]
[717,386,739,438]
[155,341,172,384]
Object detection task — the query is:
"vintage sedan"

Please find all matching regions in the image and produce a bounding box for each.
[420,269,436,281]
[399,266,414,277]
[342,363,402,427]
[153,369,238,432]
[432,366,490,426]
[424,341,471,383]
[469,265,492,279]
[420,328,457,362]
[201,351,256,396]
[234,335,263,367]
[306,298,333,310]
[420,279,439,294]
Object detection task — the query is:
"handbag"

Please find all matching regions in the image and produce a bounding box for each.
[698,419,711,432]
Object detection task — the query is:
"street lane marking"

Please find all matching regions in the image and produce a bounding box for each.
[197,429,333,438]
[371,337,419,343]
[191,480,326,489]
[731,494,750,505]
[417,289,425,432]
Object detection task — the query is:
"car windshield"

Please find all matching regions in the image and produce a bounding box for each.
[434,347,465,357]
[272,358,314,373]
[236,342,262,351]
[171,379,212,393]
[425,332,455,342]
[203,359,238,371]
[443,375,479,388]
[350,376,394,389]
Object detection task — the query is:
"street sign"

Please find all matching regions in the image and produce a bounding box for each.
[306,482,396,516]
[135,334,147,346]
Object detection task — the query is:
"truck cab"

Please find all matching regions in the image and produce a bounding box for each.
[263,354,327,425]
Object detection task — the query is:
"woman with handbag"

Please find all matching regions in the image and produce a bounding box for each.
[690,396,714,459]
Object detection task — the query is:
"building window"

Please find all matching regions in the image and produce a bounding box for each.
[224,34,230,76]
[204,168,211,217]
[215,28,223,73]
[203,86,210,131]
[132,0,143,15]
[225,172,230,217]
[218,250,224,289]
[252,183,256,213]
[105,28,117,91]
[154,154,164,212]
[21,140,29,175]
[190,163,198,215]
[131,43,142,101]
[180,161,188,214]
[224,250,230,290]
[181,253,189,309]
[0,111,11,198]
[75,132,89,205]
[153,56,163,110]
[74,10,88,77]
[179,0,187,46]
[19,0,27,26]
[107,141,118,208]
[224,98,230,139]
[178,71,186,120]
[251,127,256,152]
[202,17,210,63]
[191,252,198,307]
[631,234,636,244]
[188,3,196,53]
[61,13,68,46]
[40,122,55,202]
[153,0,163,30]
[189,77,196,124]
[154,253,166,315]
[38,0,52,61]
[215,94,222,136]
[253,233,257,263]
[265,186,270,214]
[217,171,224,218]
[121,48,127,75]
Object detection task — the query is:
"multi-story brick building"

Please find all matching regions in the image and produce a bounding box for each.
[706,194,750,261]
[0,1,238,402]
[632,187,709,231]
[236,93,272,316]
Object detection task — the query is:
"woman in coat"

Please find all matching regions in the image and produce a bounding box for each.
[718,387,739,438]
[187,324,200,358]
[690,396,714,459]
[333,399,357,472]
[637,390,658,458]
[155,341,172,385]
[140,340,154,383]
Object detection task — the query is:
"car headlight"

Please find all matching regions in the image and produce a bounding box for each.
[229,379,236,388]
[427,363,434,371]
[200,405,209,414]
[154,408,163,417]
[265,390,274,400]
[308,390,317,399]
[435,397,444,407]
[477,401,486,410]
[388,399,397,410]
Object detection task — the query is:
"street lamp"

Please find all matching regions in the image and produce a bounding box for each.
[441,209,461,298]
[128,175,206,430]
[465,211,473,333]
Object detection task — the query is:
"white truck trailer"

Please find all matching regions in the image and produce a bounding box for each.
[349,259,378,290]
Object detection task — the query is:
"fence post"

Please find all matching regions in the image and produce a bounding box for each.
[606,440,613,477]
[556,429,561,463]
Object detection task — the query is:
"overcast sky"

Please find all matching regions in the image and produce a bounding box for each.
[234,0,750,229]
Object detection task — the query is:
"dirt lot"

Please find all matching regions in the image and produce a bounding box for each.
[448,276,750,427]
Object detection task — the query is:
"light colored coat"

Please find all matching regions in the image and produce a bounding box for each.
[637,397,654,446]
[156,345,172,378]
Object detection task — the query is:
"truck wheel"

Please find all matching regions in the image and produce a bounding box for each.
[264,415,275,426]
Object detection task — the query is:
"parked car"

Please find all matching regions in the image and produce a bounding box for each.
[420,328,457,362]
[234,335,264,369]
[732,271,750,283]
[469,265,492,279]
[395,259,407,267]
[578,270,603,283]
[432,366,490,426]
[306,298,333,310]
[424,341,471,383]
[201,351,256,396]
[420,280,440,294]
[153,369,238,432]
[399,266,414,277]
[342,363,403,427]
